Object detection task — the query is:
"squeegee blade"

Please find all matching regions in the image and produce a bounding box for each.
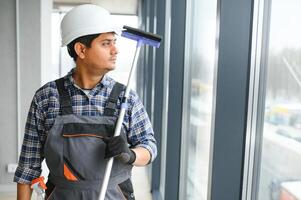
[121,25,162,48]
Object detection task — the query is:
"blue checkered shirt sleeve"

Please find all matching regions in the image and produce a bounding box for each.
[127,91,157,163]
[14,94,45,184]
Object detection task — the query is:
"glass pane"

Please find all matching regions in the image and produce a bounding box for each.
[258,0,301,199]
[183,0,217,199]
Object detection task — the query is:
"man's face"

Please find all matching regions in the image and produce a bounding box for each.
[82,32,119,74]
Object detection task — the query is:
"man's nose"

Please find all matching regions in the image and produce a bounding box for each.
[111,44,119,55]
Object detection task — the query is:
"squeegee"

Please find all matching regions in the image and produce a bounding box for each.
[98,26,162,200]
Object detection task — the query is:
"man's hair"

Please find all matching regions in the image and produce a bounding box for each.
[67,33,100,62]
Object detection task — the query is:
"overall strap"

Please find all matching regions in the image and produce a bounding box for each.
[104,82,125,116]
[55,78,73,115]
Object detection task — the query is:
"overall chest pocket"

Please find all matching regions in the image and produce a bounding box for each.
[62,123,114,181]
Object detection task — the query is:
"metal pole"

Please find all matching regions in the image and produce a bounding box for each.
[98,40,143,200]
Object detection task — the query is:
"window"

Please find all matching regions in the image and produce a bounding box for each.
[258,0,301,199]
[180,0,218,199]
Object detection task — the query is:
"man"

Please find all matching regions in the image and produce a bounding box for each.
[14,4,157,200]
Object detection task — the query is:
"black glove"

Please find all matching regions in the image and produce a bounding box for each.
[103,135,136,164]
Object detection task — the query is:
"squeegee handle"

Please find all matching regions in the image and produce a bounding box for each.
[98,41,142,200]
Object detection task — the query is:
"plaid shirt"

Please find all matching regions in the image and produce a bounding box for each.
[14,68,157,184]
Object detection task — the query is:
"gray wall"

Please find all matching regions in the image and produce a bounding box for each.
[0,0,52,192]
[0,0,18,190]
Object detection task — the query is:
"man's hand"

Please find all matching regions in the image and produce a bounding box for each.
[103,135,136,164]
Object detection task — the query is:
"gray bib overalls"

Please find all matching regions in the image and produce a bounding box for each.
[44,78,135,200]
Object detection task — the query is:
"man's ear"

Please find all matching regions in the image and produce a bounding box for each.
[74,42,86,59]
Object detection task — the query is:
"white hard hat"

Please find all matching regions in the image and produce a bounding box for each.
[60,4,122,46]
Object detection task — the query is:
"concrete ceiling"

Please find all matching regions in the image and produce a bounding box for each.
[53,0,138,15]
